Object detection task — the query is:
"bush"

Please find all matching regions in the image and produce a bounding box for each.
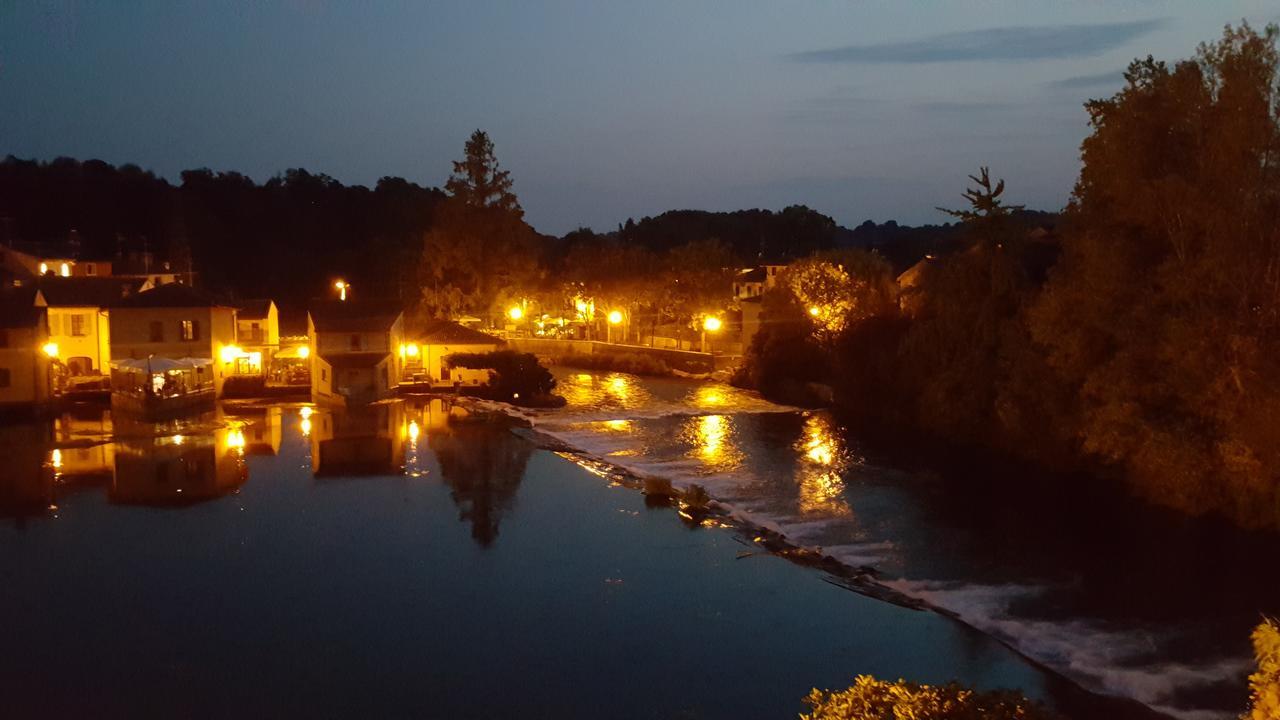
[553,351,671,376]
[448,350,559,406]
[1247,618,1280,720]
[801,676,1058,720]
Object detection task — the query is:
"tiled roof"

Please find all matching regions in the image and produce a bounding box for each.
[237,299,274,319]
[37,277,145,307]
[112,282,226,309]
[319,351,390,369]
[418,320,505,346]
[309,300,402,333]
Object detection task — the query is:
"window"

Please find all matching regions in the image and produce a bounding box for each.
[251,322,261,342]
[0,368,9,388]
[86,263,96,276]
[321,368,327,382]
[180,320,200,341]
[149,321,164,342]
[349,334,361,351]
[70,314,86,337]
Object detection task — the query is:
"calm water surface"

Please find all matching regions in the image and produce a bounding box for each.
[0,397,1093,719]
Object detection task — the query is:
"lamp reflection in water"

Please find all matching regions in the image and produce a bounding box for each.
[681,413,744,471]
[794,414,852,517]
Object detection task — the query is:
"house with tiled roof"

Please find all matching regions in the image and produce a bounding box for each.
[109,283,239,396]
[307,299,405,404]
[411,320,505,387]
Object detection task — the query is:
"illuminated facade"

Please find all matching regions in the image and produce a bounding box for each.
[108,283,239,396]
[0,295,54,407]
[307,300,405,405]
[233,299,279,376]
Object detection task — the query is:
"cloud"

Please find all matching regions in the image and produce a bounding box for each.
[1046,71,1126,90]
[788,19,1167,64]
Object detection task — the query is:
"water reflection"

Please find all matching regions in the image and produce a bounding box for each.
[681,414,744,472]
[794,414,853,517]
[557,371,652,411]
[110,421,248,506]
[310,402,406,477]
[429,421,532,547]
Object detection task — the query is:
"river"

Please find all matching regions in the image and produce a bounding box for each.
[0,371,1272,719]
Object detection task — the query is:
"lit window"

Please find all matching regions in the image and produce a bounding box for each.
[59,262,70,277]
[70,314,86,337]
[86,264,96,276]
[180,320,199,341]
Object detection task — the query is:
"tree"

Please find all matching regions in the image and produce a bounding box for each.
[1029,22,1280,526]
[1246,618,1280,720]
[801,676,1058,720]
[418,131,539,323]
[445,129,523,218]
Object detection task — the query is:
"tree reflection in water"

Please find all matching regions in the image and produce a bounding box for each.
[429,422,532,547]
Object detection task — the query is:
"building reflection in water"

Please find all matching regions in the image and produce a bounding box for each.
[681,413,744,471]
[109,414,248,507]
[794,414,853,517]
[225,407,282,456]
[309,402,406,477]
[428,413,532,548]
[0,423,54,521]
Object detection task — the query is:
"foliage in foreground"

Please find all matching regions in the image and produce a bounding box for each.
[1247,618,1280,720]
[446,350,561,406]
[800,676,1058,720]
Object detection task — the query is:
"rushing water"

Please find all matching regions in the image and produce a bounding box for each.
[0,397,1117,719]
[519,369,1280,720]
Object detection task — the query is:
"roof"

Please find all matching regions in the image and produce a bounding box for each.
[237,299,274,319]
[37,277,146,308]
[319,351,390,369]
[737,267,767,283]
[0,289,45,329]
[309,299,403,333]
[112,282,227,309]
[418,320,505,346]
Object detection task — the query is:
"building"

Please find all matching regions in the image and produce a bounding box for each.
[233,299,279,376]
[37,277,150,376]
[308,300,405,404]
[412,320,505,387]
[732,263,787,300]
[0,291,54,408]
[109,283,239,396]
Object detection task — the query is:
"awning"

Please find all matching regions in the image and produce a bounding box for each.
[110,357,210,373]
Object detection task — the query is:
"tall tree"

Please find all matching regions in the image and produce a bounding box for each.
[444,129,523,218]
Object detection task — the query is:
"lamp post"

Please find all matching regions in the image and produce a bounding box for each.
[607,310,623,344]
[701,315,721,353]
[334,280,348,301]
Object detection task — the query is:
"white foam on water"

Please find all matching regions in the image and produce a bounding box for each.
[881,579,1248,720]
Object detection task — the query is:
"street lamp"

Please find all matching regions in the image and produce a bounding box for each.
[701,315,721,353]
[335,280,348,301]
[607,310,623,344]
[508,306,524,321]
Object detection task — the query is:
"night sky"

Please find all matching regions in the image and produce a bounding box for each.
[3,1,1276,234]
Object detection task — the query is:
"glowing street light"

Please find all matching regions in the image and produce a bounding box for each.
[334,280,348,301]
[607,309,623,343]
[41,342,59,358]
[809,306,822,317]
[508,306,524,321]
[701,315,722,353]
[298,345,311,359]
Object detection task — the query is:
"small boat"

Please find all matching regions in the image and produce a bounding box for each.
[109,357,216,420]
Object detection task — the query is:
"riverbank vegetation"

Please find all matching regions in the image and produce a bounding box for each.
[800,676,1058,720]
[739,24,1280,530]
[445,350,564,408]
[551,351,672,377]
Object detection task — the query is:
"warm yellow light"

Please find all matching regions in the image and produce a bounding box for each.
[407,420,420,444]
[60,262,70,277]
[575,299,589,314]
[406,343,418,357]
[608,310,623,325]
[300,418,312,437]
[299,406,313,419]
[702,316,722,332]
[50,448,62,469]
[173,434,185,446]
[39,262,48,275]
[220,345,241,363]
[298,345,310,359]
[225,430,246,452]
[508,306,524,321]
[42,342,59,358]
[809,306,821,317]
[334,280,347,301]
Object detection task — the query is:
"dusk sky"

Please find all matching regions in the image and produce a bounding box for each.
[3,1,1277,234]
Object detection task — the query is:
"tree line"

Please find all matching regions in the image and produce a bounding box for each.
[739,23,1280,530]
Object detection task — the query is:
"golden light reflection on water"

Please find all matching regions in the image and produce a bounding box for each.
[602,419,633,432]
[681,414,744,471]
[558,371,651,410]
[795,414,852,517]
